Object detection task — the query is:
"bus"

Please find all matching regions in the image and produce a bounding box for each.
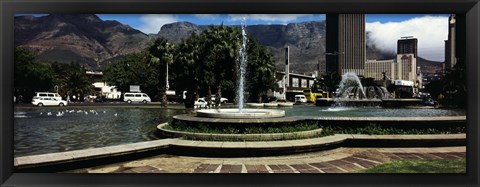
[303,88,325,103]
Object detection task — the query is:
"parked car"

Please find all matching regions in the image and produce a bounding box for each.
[194,98,207,108]
[32,97,68,107]
[32,92,62,101]
[294,95,307,103]
[95,96,106,103]
[204,96,229,104]
[124,93,151,104]
[422,98,437,106]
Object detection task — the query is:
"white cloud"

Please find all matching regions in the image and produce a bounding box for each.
[138,14,178,34]
[228,14,312,23]
[366,16,448,62]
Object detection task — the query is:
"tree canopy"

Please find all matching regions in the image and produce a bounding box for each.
[14,47,56,101]
[105,26,277,108]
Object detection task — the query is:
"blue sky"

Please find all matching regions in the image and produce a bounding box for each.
[99,14,450,62]
[94,14,449,33]
[16,14,450,62]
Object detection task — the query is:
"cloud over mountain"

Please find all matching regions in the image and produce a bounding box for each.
[138,14,178,34]
[366,15,448,62]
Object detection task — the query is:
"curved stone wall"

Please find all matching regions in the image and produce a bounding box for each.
[196,109,285,119]
[157,123,323,141]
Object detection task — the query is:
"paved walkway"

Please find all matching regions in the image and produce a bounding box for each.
[68,146,466,173]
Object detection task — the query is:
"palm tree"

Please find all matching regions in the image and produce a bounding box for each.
[246,38,276,103]
[59,62,94,101]
[173,34,203,108]
[148,37,175,107]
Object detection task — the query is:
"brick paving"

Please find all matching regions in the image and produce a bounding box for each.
[73,147,466,173]
[188,151,466,173]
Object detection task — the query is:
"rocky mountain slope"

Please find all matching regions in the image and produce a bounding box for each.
[15,14,442,74]
[14,14,149,68]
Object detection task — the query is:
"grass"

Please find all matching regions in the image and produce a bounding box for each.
[166,119,465,136]
[359,158,466,173]
[164,120,320,134]
[319,123,466,136]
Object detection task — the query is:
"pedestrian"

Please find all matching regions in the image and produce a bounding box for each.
[72,95,76,103]
[67,95,71,103]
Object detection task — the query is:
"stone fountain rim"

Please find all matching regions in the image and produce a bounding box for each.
[196,108,285,119]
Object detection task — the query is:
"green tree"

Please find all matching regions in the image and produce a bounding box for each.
[104,51,159,100]
[52,61,94,100]
[318,72,341,98]
[200,25,240,107]
[172,34,203,108]
[172,25,278,108]
[246,38,277,103]
[148,37,176,107]
[14,47,56,102]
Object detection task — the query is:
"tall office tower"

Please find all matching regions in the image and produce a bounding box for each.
[396,37,418,82]
[325,14,366,76]
[397,36,418,57]
[444,14,456,72]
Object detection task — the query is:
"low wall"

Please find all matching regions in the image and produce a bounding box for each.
[315,98,423,107]
[157,123,323,141]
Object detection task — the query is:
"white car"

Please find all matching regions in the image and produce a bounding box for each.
[194,98,207,108]
[294,95,307,103]
[32,97,68,107]
[205,96,229,104]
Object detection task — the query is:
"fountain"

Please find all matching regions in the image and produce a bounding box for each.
[316,72,421,107]
[331,72,386,107]
[237,18,248,113]
[196,18,285,119]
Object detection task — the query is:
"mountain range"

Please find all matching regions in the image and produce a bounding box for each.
[14,14,442,74]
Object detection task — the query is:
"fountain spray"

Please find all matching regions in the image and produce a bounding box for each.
[237,18,248,113]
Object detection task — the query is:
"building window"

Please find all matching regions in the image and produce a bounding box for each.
[292,78,299,87]
[301,79,307,88]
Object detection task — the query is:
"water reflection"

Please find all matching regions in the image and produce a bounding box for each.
[14,105,465,157]
[14,107,186,157]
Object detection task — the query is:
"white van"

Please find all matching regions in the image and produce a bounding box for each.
[33,92,62,101]
[294,95,307,103]
[124,93,151,104]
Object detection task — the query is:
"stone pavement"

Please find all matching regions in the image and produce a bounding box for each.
[68,146,466,173]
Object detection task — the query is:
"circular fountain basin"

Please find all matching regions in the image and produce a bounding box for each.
[246,103,264,107]
[278,102,294,107]
[196,108,285,119]
[264,103,278,107]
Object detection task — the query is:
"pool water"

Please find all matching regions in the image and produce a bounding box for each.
[14,107,187,157]
[14,105,466,157]
[283,106,466,117]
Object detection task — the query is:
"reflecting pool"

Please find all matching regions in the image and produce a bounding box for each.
[282,106,466,117]
[14,105,466,157]
[14,107,187,157]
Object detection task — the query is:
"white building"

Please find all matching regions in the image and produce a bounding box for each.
[86,71,122,99]
[364,53,417,83]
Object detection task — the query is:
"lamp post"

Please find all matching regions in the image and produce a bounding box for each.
[166,43,171,91]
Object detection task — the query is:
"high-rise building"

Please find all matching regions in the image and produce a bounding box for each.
[365,59,396,80]
[396,37,418,82]
[364,37,418,83]
[397,36,418,57]
[325,14,366,76]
